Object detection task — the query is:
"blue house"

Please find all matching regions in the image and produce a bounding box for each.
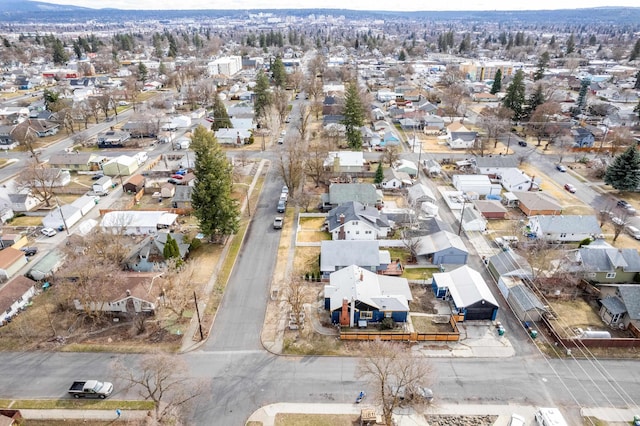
[572,127,595,148]
[324,265,413,326]
[431,265,499,321]
[382,130,401,147]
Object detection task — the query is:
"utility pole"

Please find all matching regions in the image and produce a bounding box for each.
[193,291,204,341]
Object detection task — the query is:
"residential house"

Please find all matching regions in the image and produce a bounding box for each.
[361,126,381,148]
[48,152,106,171]
[123,174,146,193]
[394,159,418,178]
[320,240,396,279]
[27,119,59,137]
[0,234,27,250]
[448,131,477,150]
[423,159,442,176]
[101,211,178,235]
[121,121,157,139]
[320,183,383,211]
[160,183,176,198]
[382,130,400,147]
[215,128,251,145]
[528,215,602,242]
[572,127,595,147]
[97,129,131,148]
[0,275,37,325]
[512,191,562,216]
[599,285,640,330]
[452,174,500,196]
[576,248,640,284]
[172,186,193,210]
[499,168,540,192]
[124,233,190,272]
[33,168,71,188]
[73,273,158,314]
[7,193,39,212]
[473,200,507,219]
[460,206,488,232]
[422,115,445,134]
[324,265,413,326]
[0,125,19,150]
[414,230,469,265]
[322,95,342,116]
[381,168,411,190]
[474,155,520,176]
[42,204,82,230]
[431,265,499,321]
[326,201,390,241]
[502,279,547,322]
[323,151,366,173]
[0,247,28,281]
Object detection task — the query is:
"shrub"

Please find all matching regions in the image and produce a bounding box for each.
[378,317,396,330]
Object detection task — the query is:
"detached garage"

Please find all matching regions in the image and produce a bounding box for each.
[432,265,499,321]
[414,230,468,265]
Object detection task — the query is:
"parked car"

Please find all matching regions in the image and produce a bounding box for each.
[20,247,38,256]
[277,136,284,144]
[273,216,283,229]
[41,227,57,237]
[282,185,289,194]
[168,178,179,184]
[277,200,286,213]
[508,413,526,426]
[175,169,187,175]
[68,380,113,399]
[518,140,527,147]
[617,200,637,214]
[91,173,105,180]
[556,164,567,172]
[564,183,576,193]
[285,116,291,123]
[171,174,184,180]
[626,225,640,240]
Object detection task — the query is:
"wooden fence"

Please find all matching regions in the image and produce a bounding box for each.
[340,316,460,342]
[541,316,640,349]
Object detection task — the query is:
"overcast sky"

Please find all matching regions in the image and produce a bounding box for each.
[37,0,640,12]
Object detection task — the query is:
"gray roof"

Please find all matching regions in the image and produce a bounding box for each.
[48,152,94,166]
[407,183,436,205]
[328,183,382,206]
[474,155,519,169]
[509,284,546,312]
[320,240,381,272]
[488,250,533,279]
[513,191,562,211]
[473,200,507,214]
[578,248,640,273]
[533,215,601,234]
[415,230,468,256]
[432,265,498,308]
[326,201,390,232]
[617,286,640,320]
[600,296,627,316]
[450,131,477,141]
[172,185,193,203]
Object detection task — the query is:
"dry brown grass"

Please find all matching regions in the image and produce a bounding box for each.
[298,217,325,230]
[275,413,360,426]
[293,247,320,276]
[548,299,604,336]
[6,215,43,226]
[411,316,455,333]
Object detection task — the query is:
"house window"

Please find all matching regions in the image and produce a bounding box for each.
[365,230,372,234]
[560,233,567,238]
[360,311,373,320]
[606,272,616,279]
[384,311,392,318]
[354,221,358,225]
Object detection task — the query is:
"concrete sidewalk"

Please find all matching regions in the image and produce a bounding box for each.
[19,408,150,421]
[247,402,640,426]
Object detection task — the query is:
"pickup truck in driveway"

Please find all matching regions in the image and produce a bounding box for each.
[68,380,113,399]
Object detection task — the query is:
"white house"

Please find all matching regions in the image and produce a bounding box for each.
[0,275,37,325]
[448,131,477,149]
[528,215,602,242]
[499,168,541,192]
[0,247,28,281]
[381,168,411,190]
[73,275,157,314]
[215,128,252,145]
[323,151,365,173]
[326,201,390,241]
[407,183,436,206]
[101,211,178,235]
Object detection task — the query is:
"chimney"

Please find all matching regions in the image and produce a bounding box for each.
[339,214,345,225]
[338,213,346,240]
[360,270,364,281]
[340,298,350,326]
[126,289,131,296]
[529,175,536,191]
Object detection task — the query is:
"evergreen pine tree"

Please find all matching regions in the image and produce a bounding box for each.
[566,33,575,55]
[271,56,287,88]
[576,78,591,113]
[341,83,365,150]
[502,69,526,121]
[633,71,640,90]
[374,163,384,185]
[533,51,549,81]
[524,84,546,120]
[490,69,502,94]
[210,95,232,131]
[604,146,640,192]
[629,38,640,62]
[253,70,271,127]
[191,126,240,242]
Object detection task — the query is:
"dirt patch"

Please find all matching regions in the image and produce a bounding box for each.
[410,284,438,314]
[411,316,454,333]
[299,217,325,230]
[547,298,606,338]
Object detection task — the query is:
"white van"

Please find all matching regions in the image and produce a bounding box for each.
[627,225,640,240]
[535,407,568,426]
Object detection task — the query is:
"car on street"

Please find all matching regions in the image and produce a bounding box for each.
[564,183,576,193]
[285,116,291,123]
[556,164,567,172]
[282,185,289,194]
[277,200,286,213]
[277,136,284,144]
[518,140,527,147]
[91,174,105,180]
[41,227,57,237]
[168,178,179,184]
[175,169,187,175]
[508,413,526,426]
[20,247,38,256]
[170,174,184,180]
[617,200,636,214]
[273,217,283,229]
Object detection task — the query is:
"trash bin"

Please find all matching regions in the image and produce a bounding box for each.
[498,327,505,336]
[530,330,538,339]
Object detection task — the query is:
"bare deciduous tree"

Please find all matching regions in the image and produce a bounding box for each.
[357,340,433,426]
[15,161,66,207]
[158,259,196,319]
[304,141,329,187]
[381,146,400,167]
[113,352,207,424]
[296,103,312,141]
[277,141,305,195]
[284,277,308,327]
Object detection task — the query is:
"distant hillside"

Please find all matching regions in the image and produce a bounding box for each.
[0,2,638,25]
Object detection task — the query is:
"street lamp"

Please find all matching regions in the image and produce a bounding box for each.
[55,196,70,237]
[457,199,468,236]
